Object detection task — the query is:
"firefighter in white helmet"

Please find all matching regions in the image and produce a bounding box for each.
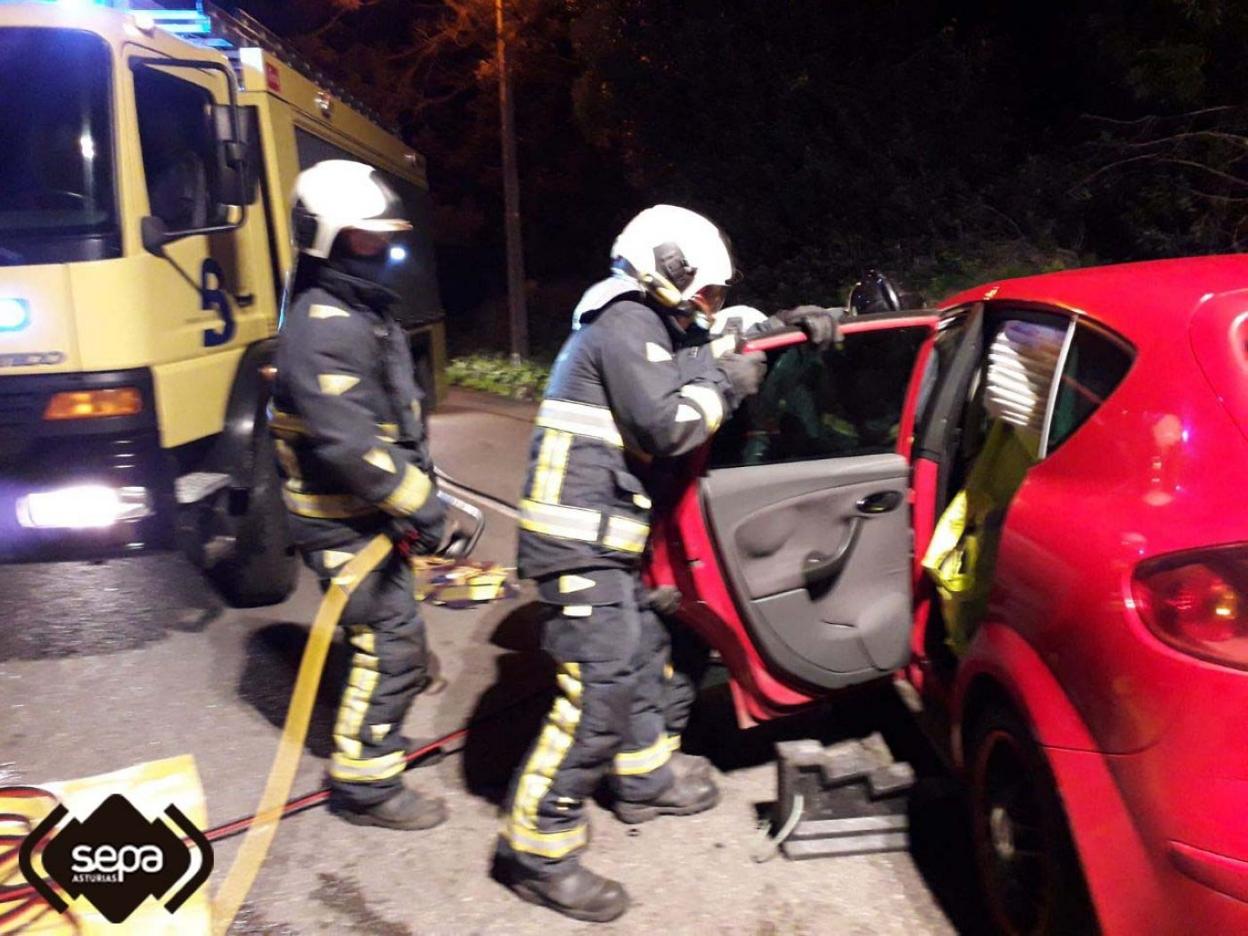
[271,160,451,831]
[494,205,839,921]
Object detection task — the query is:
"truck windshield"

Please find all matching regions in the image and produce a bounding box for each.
[0,28,119,265]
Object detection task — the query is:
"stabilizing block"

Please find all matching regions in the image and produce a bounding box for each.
[774,733,915,860]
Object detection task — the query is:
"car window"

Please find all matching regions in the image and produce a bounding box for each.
[134,67,221,231]
[1045,321,1134,455]
[709,325,929,468]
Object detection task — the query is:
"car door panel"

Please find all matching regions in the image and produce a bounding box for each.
[703,452,912,690]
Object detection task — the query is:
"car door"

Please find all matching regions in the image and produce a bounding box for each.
[659,313,939,714]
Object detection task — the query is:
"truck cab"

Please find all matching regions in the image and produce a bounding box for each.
[0,1,446,605]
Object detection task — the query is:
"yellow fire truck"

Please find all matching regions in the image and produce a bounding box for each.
[0,1,447,605]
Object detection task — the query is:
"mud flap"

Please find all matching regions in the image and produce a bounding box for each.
[773,734,915,859]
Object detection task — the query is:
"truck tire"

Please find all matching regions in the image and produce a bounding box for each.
[208,425,298,608]
[966,703,1098,936]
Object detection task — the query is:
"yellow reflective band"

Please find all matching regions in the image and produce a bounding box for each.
[531,429,573,503]
[679,384,725,431]
[352,652,379,672]
[663,662,675,680]
[530,429,572,503]
[535,399,625,448]
[501,822,589,859]
[645,341,674,362]
[603,515,650,554]
[380,465,433,516]
[318,373,360,396]
[283,488,378,519]
[349,627,376,654]
[507,662,584,850]
[710,334,737,359]
[364,447,397,474]
[562,604,593,618]
[519,499,602,542]
[376,421,399,442]
[309,303,350,320]
[348,666,380,695]
[371,723,391,742]
[330,750,406,782]
[274,438,302,479]
[675,403,703,423]
[322,549,354,570]
[558,573,596,594]
[613,734,672,776]
[334,733,363,759]
[334,686,370,741]
[268,406,308,439]
[633,492,652,510]
[665,733,682,753]
[410,399,422,421]
[556,662,582,705]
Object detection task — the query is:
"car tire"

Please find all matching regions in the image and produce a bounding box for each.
[966,703,1098,936]
[207,425,298,608]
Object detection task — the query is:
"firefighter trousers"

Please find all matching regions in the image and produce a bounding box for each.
[498,567,678,876]
[305,535,429,808]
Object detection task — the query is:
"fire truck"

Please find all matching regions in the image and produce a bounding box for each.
[0,0,447,605]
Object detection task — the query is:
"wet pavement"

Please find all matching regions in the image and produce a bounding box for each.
[0,389,980,934]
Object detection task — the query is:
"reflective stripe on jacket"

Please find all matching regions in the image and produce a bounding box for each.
[516,295,742,579]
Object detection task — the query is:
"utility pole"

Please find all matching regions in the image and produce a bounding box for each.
[496,0,528,360]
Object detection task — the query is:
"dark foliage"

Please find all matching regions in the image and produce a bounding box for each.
[238,0,1248,346]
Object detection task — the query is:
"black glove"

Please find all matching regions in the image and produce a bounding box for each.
[718,350,768,401]
[393,483,449,555]
[776,305,842,349]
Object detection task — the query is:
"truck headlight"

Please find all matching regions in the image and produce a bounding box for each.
[0,298,30,332]
[16,485,152,530]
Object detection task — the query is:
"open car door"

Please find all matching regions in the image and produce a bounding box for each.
[652,313,940,724]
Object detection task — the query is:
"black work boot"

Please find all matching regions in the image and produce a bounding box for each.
[669,750,713,781]
[330,786,447,831]
[612,770,720,824]
[498,861,629,923]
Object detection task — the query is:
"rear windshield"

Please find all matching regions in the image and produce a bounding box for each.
[1191,301,1248,441]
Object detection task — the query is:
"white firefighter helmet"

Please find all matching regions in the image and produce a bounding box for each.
[292,160,411,259]
[610,205,734,314]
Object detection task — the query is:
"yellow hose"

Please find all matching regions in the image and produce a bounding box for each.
[211,532,393,935]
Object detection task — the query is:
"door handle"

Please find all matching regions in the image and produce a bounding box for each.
[857,490,903,514]
[802,517,863,591]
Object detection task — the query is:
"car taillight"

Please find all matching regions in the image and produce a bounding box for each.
[1132,545,1248,669]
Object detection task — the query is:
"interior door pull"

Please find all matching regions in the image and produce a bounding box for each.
[857,490,903,514]
[802,517,863,591]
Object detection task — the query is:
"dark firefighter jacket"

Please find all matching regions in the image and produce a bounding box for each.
[516,287,749,580]
[271,262,439,551]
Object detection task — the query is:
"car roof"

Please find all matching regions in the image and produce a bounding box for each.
[940,254,1248,339]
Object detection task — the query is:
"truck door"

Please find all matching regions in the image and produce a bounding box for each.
[686,315,938,696]
[120,46,275,446]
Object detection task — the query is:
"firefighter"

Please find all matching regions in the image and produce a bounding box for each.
[494,205,839,921]
[270,159,450,831]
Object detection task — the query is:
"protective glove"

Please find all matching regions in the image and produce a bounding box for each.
[775,305,842,349]
[393,481,450,556]
[718,350,768,401]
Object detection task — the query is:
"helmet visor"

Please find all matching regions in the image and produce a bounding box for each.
[692,283,728,316]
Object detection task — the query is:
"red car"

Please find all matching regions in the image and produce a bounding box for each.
[649,255,1248,935]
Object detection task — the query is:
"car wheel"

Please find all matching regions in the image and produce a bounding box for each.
[967,703,1097,936]
[207,425,298,608]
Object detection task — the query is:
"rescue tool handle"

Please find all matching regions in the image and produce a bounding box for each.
[741,327,806,355]
[437,491,486,558]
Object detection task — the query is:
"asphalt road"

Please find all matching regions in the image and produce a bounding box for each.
[0,389,980,934]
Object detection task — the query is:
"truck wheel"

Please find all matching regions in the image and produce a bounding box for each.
[966,703,1097,936]
[208,426,298,608]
